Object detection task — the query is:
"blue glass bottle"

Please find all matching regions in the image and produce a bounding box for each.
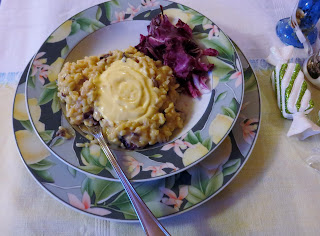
[276,0,320,48]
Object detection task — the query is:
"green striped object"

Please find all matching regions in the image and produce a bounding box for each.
[270,63,314,119]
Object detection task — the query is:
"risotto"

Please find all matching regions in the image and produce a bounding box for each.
[57,47,183,149]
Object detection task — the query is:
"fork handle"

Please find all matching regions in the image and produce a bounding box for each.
[95,133,170,236]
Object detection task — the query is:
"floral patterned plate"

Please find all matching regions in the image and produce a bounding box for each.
[14,43,260,221]
[25,0,244,181]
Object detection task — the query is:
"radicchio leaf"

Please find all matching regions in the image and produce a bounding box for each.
[135,13,218,98]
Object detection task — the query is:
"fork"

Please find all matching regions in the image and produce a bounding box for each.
[80,125,170,236]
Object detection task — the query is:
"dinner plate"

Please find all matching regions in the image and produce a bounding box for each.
[14,44,259,221]
[25,0,244,181]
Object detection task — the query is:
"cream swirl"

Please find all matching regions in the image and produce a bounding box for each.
[95,58,158,122]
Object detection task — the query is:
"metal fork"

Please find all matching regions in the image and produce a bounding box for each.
[80,125,170,236]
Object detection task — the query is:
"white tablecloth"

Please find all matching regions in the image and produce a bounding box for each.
[1,0,320,235]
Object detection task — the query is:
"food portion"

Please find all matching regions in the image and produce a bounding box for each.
[135,13,218,98]
[57,11,220,149]
[57,47,183,149]
[96,57,162,122]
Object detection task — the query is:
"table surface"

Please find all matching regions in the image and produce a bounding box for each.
[1,0,320,235]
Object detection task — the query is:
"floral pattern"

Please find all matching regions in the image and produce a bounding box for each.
[25,0,244,181]
[126,3,141,19]
[230,71,242,88]
[13,34,260,220]
[121,155,144,178]
[141,0,159,8]
[241,118,259,144]
[68,191,111,216]
[111,11,126,23]
[160,186,188,210]
[31,52,50,85]
[143,162,178,177]
[203,24,219,39]
[161,134,193,157]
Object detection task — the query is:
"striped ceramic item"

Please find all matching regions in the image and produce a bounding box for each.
[271,62,314,119]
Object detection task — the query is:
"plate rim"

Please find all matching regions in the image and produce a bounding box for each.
[24,0,245,182]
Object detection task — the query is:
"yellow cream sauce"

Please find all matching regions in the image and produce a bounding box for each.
[95,58,158,122]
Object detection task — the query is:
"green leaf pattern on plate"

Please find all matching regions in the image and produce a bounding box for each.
[81,177,94,196]
[70,7,106,34]
[185,130,200,145]
[222,158,241,176]
[149,154,163,158]
[51,91,61,113]
[67,165,77,177]
[202,137,212,150]
[33,169,54,183]
[38,87,56,105]
[29,159,56,183]
[29,159,56,171]
[92,179,123,204]
[96,6,102,20]
[39,130,54,143]
[215,91,227,103]
[144,11,151,17]
[43,81,57,89]
[189,15,205,25]
[50,137,65,147]
[222,98,238,119]
[19,120,33,132]
[60,45,70,57]
[70,21,81,36]
[244,66,257,92]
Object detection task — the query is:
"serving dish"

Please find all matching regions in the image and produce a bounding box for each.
[25,0,244,181]
[14,43,259,220]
